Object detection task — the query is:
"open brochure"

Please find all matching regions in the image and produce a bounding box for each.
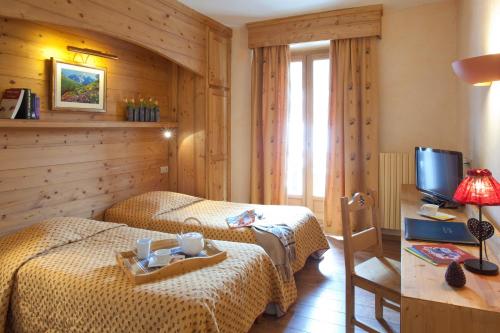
[412,244,476,265]
[226,209,258,228]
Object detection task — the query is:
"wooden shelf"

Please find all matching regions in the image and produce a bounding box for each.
[0,119,178,129]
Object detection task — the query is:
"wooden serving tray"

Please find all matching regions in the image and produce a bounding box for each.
[116,238,227,284]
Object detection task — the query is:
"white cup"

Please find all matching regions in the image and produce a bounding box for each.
[136,238,152,259]
[420,204,439,217]
[153,249,171,266]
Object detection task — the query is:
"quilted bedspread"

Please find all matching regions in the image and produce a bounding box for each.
[0,217,296,333]
[104,191,329,273]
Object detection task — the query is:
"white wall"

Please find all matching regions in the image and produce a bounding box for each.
[378,0,460,153]
[229,0,462,202]
[230,26,252,203]
[458,0,500,225]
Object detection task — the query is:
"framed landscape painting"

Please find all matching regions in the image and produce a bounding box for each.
[51,58,106,112]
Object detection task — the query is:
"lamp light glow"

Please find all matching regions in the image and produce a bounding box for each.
[452,53,500,86]
[453,169,500,276]
[163,130,173,139]
[453,169,500,206]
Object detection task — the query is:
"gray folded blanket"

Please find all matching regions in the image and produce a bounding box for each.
[252,224,297,281]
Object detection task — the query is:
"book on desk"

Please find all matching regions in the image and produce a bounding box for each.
[404,218,479,245]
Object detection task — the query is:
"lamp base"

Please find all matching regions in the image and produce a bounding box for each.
[464,259,499,275]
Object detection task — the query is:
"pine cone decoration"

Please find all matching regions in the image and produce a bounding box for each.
[445,261,466,288]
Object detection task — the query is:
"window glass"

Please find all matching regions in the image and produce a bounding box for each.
[286,61,305,196]
[312,59,330,198]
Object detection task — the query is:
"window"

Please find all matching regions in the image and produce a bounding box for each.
[287,61,305,196]
[312,58,330,198]
[286,52,330,221]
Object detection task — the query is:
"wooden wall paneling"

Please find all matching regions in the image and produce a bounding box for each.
[0,127,168,235]
[206,87,228,201]
[170,68,207,198]
[0,129,168,171]
[0,18,176,122]
[0,8,233,233]
[0,127,162,147]
[0,0,231,75]
[0,120,177,129]
[247,4,383,48]
[0,156,165,193]
[0,168,161,216]
[194,75,206,198]
[0,139,166,170]
[176,68,196,195]
[226,40,231,201]
[206,28,231,201]
[0,2,235,234]
[2,180,162,233]
[167,63,179,193]
[208,30,230,88]
[159,0,232,38]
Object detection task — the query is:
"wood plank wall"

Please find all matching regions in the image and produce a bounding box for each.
[0,18,178,121]
[167,69,206,198]
[0,0,232,76]
[0,128,168,234]
[0,18,205,234]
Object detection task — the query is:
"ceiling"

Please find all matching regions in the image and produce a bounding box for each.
[179,0,445,27]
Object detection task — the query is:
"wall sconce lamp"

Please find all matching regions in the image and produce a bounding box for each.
[163,129,173,139]
[67,46,119,60]
[452,53,500,86]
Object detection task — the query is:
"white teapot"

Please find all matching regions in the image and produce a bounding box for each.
[176,232,204,256]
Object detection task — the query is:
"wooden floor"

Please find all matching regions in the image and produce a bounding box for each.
[249,238,401,333]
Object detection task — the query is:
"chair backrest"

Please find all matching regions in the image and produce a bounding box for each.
[341,192,383,273]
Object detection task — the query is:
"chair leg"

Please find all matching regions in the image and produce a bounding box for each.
[375,293,383,320]
[346,280,355,333]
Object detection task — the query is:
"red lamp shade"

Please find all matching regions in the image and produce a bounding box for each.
[453,169,500,206]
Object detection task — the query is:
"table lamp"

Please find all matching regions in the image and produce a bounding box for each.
[453,169,500,275]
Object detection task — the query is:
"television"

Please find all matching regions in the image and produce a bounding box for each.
[415,147,463,208]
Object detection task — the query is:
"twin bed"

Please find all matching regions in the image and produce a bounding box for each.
[1,191,329,333]
[104,191,329,273]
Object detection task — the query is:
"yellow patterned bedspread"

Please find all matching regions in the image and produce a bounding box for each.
[104,191,329,273]
[0,217,296,333]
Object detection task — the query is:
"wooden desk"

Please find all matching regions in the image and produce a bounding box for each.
[400,185,500,332]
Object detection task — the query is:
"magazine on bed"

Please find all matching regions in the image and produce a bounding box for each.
[226,209,257,228]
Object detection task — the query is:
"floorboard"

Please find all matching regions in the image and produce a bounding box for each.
[249,238,401,333]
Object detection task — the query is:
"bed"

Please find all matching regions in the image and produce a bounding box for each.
[0,217,296,333]
[104,191,329,273]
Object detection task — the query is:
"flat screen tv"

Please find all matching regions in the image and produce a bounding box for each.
[415,147,463,208]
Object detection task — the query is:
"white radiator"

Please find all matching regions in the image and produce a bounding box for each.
[379,152,415,230]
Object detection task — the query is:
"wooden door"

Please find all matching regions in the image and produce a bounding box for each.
[207,87,229,200]
[205,28,231,201]
[208,30,230,88]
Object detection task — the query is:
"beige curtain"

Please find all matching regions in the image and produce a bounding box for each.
[250,45,290,205]
[324,37,379,235]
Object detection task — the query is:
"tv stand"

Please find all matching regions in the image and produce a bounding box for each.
[421,194,460,209]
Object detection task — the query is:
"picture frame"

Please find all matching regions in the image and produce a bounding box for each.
[51,58,106,112]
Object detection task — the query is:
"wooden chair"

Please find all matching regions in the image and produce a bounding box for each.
[341,192,401,333]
